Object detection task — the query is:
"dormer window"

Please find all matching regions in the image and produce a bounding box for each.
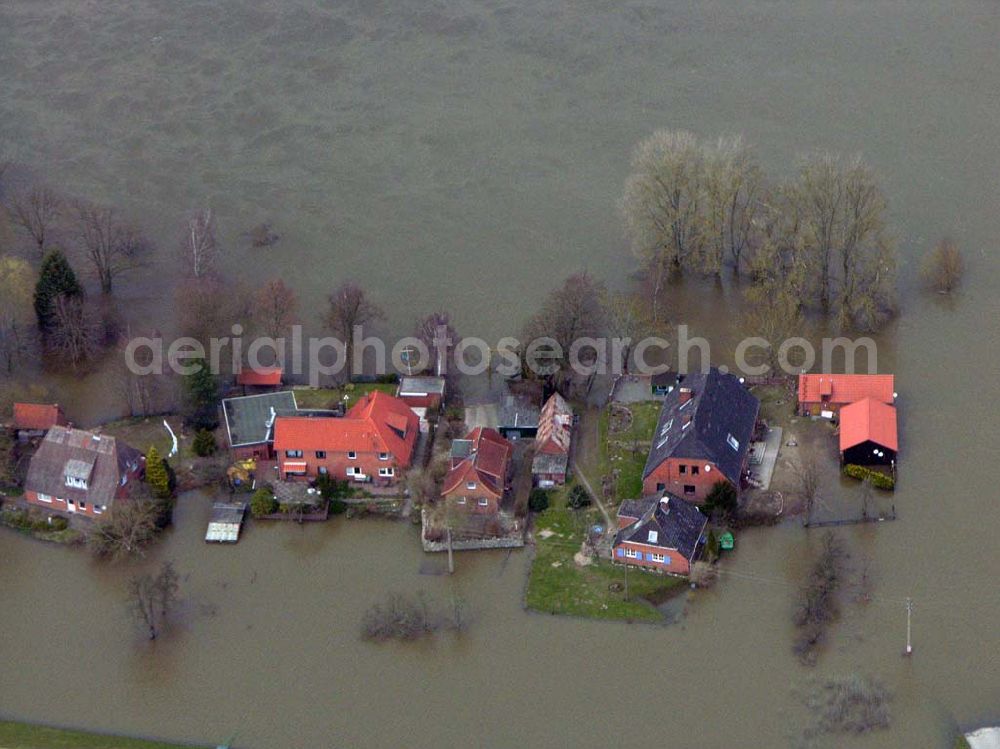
[659,419,673,436]
[348,451,357,460]
[63,458,94,491]
[466,481,477,490]
[378,452,389,461]
[727,433,740,451]
[648,530,658,544]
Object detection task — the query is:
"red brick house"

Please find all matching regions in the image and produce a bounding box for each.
[839,397,898,467]
[12,402,67,440]
[531,392,572,486]
[798,373,895,416]
[612,494,708,576]
[24,426,143,519]
[642,368,760,503]
[272,391,419,484]
[441,427,512,514]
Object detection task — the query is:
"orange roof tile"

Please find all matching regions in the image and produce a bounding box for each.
[13,403,66,431]
[273,391,418,466]
[236,366,283,386]
[798,374,895,406]
[839,398,898,452]
[442,427,512,497]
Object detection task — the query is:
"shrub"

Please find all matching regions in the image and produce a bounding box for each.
[250,488,278,518]
[528,489,551,513]
[145,446,172,499]
[317,473,352,500]
[843,464,894,490]
[330,498,347,515]
[793,532,848,665]
[704,480,738,517]
[192,429,217,457]
[805,674,891,736]
[566,484,591,509]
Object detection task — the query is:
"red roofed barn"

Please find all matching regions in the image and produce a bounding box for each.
[236,366,283,390]
[839,397,898,467]
[531,392,573,486]
[798,374,895,416]
[12,402,66,439]
[442,427,513,514]
[272,391,418,484]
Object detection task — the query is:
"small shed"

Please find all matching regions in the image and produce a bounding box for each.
[397,376,446,411]
[498,394,540,440]
[205,502,247,543]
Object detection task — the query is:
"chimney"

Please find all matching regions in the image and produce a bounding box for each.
[659,495,670,513]
[678,387,693,405]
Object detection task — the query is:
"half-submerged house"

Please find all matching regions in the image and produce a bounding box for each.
[839,397,898,467]
[612,493,708,576]
[531,392,573,487]
[641,368,759,503]
[24,426,143,518]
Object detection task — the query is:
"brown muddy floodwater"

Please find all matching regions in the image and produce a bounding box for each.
[1,0,1000,747]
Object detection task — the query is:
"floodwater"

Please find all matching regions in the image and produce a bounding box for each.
[1,0,999,746]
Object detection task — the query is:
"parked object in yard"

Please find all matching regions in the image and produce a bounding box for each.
[205,502,247,543]
[720,531,735,551]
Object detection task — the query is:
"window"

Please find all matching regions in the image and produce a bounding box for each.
[94,505,104,514]
[625,548,640,559]
[477,498,489,506]
[348,451,357,460]
[346,466,357,476]
[466,481,477,490]
[315,451,326,459]
[378,467,394,477]
[378,452,389,461]
[727,433,739,451]
[647,530,658,543]
[318,466,329,475]
[679,465,687,475]
[65,476,88,490]
[457,497,467,504]
[285,450,303,458]
[692,465,699,476]
[650,553,665,563]
[37,493,52,503]
[659,419,673,436]
[79,501,87,510]
[684,484,696,495]
[656,482,666,492]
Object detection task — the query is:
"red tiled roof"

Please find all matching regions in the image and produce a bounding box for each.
[272,391,419,466]
[13,403,66,431]
[236,367,283,386]
[535,392,572,455]
[798,374,895,406]
[442,427,512,497]
[839,398,898,452]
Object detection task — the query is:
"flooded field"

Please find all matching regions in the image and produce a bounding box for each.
[1,0,999,746]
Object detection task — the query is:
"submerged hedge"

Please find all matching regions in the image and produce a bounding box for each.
[843,464,895,490]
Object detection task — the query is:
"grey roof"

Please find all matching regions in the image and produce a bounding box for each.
[398,376,446,396]
[223,391,298,447]
[209,502,247,525]
[25,426,141,509]
[531,451,568,475]
[642,368,760,486]
[614,493,708,560]
[451,439,473,460]
[498,394,540,429]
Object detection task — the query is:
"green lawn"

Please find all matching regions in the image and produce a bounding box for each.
[526,489,683,622]
[0,721,202,749]
[582,407,647,504]
[292,383,397,410]
[610,401,662,444]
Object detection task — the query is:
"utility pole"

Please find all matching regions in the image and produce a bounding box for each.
[904,597,913,656]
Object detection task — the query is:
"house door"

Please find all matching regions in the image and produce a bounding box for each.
[66,498,77,513]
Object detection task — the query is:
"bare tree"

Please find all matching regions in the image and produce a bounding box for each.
[702,136,764,276]
[180,208,218,278]
[253,277,298,339]
[8,186,61,255]
[88,497,162,559]
[75,202,145,293]
[112,334,158,417]
[128,561,180,640]
[414,310,457,376]
[0,255,34,373]
[793,445,822,524]
[326,282,384,379]
[46,294,101,367]
[620,130,708,319]
[920,238,964,294]
[601,289,653,374]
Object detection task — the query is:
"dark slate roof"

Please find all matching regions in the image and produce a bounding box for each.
[222,391,298,447]
[613,493,708,560]
[398,376,446,396]
[642,368,759,486]
[498,394,540,429]
[531,451,568,475]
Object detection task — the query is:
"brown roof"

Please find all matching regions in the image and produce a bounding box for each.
[535,393,572,455]
[13,402,66,431]
[25,426,142,509]
[442,427,512,498]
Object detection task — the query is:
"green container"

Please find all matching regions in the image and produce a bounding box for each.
[720,532,735,551]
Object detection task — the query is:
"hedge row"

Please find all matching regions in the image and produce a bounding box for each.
[843,464,895,490]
